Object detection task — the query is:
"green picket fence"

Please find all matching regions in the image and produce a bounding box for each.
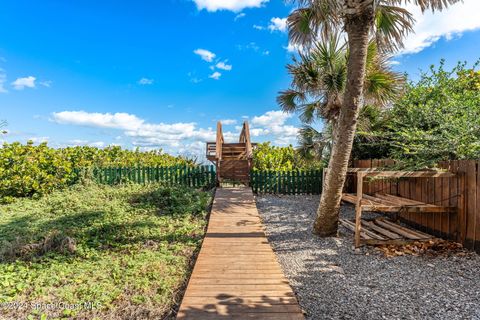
[250,169,323,195]
[76,165,216,188]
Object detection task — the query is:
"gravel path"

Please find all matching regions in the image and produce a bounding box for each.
[256,195,480,320]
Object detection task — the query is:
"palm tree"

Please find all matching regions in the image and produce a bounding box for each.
[295,105,395,163]
[278,35,403,136]
[286,0,459,237]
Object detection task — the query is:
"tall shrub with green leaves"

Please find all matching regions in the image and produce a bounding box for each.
[0,142,195,201]
[389,61,480,168]
[252,142,322,171]
[0,142,75,201]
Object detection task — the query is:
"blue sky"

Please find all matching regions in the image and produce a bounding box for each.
[1,0,479,159]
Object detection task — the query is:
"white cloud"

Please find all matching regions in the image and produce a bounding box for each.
[237,42,260,52]
[221,119,237,125]
[251,110,298,145]
[0,69,7,93]
[253,25,265,30]
[39,80,52,87]
[194,48,216,62]
[252,110,291,127]
[52,110,222,151]
[268,17,287,32]
[69,139,105,148]
[400,0,480,54]
[192,0,268,12]
[52,109,300,157]
[234,13,246,21]
[216,61,232,71]
[138,78,154,85]
[12,76,36,90]
[285,42,304,53]
[52,111,145,131]
[209,71,222,80]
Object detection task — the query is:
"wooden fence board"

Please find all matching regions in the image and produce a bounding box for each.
[466,160,477,249]
[476,161,480,251]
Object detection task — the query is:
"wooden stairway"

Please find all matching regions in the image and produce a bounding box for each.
[206,122,255,185]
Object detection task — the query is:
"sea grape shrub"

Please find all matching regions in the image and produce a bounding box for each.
[252,142,322,171]
[0,142,74,201]
[389,61,480,168]
[0,142,194,201]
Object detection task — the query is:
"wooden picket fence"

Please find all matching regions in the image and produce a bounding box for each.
[76,165,216,188]
[351,159,480,253]
[250,169,323,195]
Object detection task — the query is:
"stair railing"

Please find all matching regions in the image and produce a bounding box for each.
[239,121,253,158]
[216,121,224,160]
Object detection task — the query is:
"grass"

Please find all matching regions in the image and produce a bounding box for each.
[0,181,212,320]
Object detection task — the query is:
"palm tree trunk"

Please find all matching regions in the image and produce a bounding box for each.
[313,3,374,237]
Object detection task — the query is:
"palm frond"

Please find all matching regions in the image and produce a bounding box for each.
[297,124,329,160]
[277,89,307,113]
[287,1,341,46]
[298,102,322,123]
[386,0,462,13]
[375,4,414,52]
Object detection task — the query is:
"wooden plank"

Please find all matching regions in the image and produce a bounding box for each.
[362,194,399,206]
[458,161,467,244]
[375,219,432,240]
[347,169,456,178]
[440,162,450,237]
[361,220,402,239]
[476,161,480,251]
[464,160,476,249]
[177,311,304,320]
[355,173,364,247]
[340,219,385,240]
[177,187,304,320]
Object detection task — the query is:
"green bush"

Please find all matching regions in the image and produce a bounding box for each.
[350,61,480,169]
[389,61,480,168]
[0,142,75,201]
[0,142,194,201]
[252,142,323,171]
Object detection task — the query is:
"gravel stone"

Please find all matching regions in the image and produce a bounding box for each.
[256,194,480,320]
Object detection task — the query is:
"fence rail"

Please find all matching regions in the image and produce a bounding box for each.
[251,169,323,195]
[76,165,216,188]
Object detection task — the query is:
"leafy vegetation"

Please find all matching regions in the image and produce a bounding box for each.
[0,142,193,201]
[0,182,211,320]
[388,61,480,168]
[350,61,480,168]
[252,142,323,171]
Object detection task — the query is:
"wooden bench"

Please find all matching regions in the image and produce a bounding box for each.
[342,169,457,247]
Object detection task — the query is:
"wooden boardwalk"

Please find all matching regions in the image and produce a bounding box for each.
[177,187,304,319]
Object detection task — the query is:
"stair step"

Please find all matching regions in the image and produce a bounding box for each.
[222,143,246,147]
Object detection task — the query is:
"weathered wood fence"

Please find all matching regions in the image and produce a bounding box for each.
[351,159,480,252]
[251,169,323,195]
[76,165,216,188]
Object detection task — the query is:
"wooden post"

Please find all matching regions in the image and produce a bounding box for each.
[355,172,364,248]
